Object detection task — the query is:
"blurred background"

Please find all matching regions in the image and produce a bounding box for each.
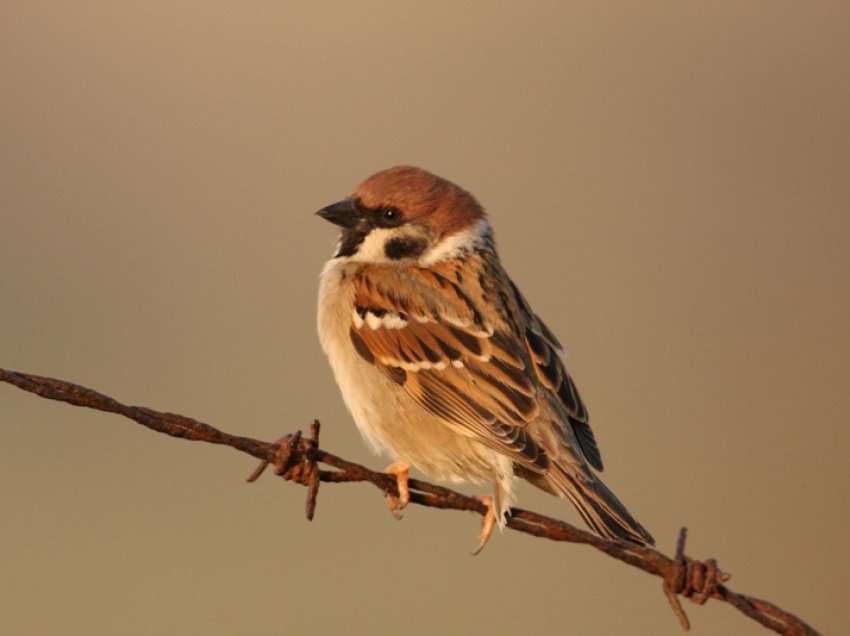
[1,2,848,634]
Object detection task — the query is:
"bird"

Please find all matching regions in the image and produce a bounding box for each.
[315,165,654,553]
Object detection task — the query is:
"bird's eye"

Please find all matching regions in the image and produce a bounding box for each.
[378,207,402,226]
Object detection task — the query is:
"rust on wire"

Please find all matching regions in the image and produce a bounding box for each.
[0,368,822,636]
[662,528,731,630]
[246,422,322,521]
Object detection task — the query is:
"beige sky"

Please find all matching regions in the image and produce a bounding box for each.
[2,2,848,634]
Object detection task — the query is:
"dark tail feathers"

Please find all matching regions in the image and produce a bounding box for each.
[557,469,655,546]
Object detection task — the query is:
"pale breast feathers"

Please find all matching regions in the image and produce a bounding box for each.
[345,258,602,474]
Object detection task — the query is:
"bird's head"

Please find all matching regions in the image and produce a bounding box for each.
[317,166,489,264]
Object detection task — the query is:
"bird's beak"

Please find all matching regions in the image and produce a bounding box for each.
[316,198,360,229]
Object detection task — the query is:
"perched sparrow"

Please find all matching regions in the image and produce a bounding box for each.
[316,166,653,552]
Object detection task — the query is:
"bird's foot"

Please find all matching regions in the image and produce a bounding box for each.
[384,461,410,520]
[471,495,498,556]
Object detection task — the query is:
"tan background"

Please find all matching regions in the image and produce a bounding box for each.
[1,2,848,634]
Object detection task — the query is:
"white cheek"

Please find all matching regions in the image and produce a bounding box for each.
[347,228,395,263]
[419,218,492,265]
[347,227,430,264]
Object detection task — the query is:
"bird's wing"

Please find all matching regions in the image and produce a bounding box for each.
[506,279,603,470]
[347,262,553,473]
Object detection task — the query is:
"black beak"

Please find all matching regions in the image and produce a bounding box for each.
[316,198,360,229]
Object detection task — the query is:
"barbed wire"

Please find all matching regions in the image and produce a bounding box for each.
[0,368,821,636]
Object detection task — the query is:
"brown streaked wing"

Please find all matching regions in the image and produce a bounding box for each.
[347,265,550,472]
[524,312,602,471]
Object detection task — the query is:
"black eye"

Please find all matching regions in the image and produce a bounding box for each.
[378,207,403,226]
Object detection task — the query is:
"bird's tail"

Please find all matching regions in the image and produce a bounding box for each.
[552,467,655,546]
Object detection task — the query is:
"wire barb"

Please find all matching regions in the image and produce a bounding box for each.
[246,422,322,521]
[662,528,732,630]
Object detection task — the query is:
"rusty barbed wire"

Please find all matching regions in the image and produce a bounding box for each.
[0,368,821,636]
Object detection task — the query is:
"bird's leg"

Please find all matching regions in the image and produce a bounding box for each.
[472,495,498,556]
[384,461,410,520]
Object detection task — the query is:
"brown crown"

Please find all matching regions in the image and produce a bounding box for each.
[352,166,485,238]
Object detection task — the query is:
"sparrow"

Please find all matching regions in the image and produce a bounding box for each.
[316,166,654,552]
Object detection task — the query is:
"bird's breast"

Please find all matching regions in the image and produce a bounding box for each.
[315,259,506,484]
[317,259,399,453]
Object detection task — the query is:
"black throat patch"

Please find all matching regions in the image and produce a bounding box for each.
[336,228,369,258]
[384,236,427,260]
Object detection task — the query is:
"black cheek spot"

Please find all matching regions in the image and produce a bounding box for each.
[384,237,427,260]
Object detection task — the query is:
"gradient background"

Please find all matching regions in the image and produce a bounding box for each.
[2,2,848,634]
